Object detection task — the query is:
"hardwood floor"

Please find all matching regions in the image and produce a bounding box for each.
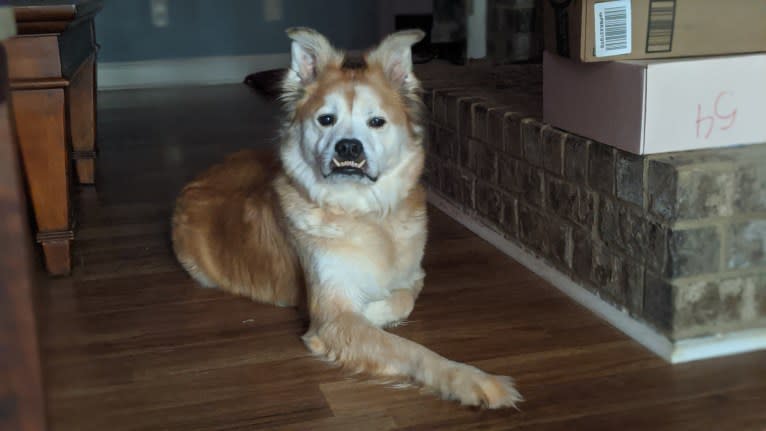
[39,85,766,431]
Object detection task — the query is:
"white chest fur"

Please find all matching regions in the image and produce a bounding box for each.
[277,177,427,311]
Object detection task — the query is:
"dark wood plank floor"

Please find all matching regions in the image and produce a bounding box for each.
[39,85,766,431]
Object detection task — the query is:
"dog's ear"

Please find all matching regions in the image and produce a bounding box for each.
[366,30,425,87]
[285,27,340,85]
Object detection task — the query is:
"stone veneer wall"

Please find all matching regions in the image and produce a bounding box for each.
[420,81,766,341]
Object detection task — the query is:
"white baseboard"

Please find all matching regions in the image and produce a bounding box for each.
[97,53,290,90]
[427,190,766,363]
[672,327,766,363]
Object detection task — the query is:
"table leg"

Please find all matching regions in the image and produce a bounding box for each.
[12,88,73,275]
[68,54,97,185]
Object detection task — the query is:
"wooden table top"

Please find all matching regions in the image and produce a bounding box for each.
[10,0,103,34]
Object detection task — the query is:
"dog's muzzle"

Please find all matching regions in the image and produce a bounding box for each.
[328,138,375,180]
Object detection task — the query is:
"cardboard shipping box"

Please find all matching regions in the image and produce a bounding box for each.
[543,51,766,154]
[543,0,766,62]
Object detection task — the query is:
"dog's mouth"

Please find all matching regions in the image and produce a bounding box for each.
[332,157,366,174]
[327,158,377,181]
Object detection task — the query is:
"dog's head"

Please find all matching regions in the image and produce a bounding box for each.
[279,27,426,214]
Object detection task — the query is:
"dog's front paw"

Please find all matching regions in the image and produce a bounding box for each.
[443,365,522,409]
[362,290,415,328]
[302,332,327,356]
[362,299,398,327]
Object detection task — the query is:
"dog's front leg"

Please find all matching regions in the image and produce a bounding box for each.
[301,285,522,409]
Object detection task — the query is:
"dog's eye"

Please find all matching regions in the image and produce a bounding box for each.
[317,114,336,127]
[368,117,386,128]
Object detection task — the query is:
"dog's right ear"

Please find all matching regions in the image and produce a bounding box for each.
[285,27,340,85]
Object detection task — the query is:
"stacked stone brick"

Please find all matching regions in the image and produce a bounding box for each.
[421,77,766,341]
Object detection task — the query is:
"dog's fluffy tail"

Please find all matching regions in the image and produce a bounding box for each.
[303,311,522,409]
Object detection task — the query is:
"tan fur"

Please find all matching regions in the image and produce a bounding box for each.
[172,150,302,306]
[172,28,521,409]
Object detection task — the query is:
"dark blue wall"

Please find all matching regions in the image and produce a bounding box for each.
[95,0,380,62]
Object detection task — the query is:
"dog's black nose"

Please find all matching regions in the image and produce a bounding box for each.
[335,139,363,161]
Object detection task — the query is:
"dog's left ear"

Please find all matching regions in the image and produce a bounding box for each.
[367,29,425,88]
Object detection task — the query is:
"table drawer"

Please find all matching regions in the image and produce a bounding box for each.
[4,35,61,80]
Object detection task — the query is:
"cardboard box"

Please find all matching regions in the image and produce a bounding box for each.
[543,51,766,154]
[543,0,766,62]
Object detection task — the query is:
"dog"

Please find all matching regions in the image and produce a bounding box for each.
[171,27,521,408]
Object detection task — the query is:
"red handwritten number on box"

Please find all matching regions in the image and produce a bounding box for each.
[696,91,737,139]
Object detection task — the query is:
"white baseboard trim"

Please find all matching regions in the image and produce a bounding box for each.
[97,53,290,90]
[672,327,766,363]
[427,190,766,364]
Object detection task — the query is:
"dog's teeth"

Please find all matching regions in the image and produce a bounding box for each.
[333,159,366,170]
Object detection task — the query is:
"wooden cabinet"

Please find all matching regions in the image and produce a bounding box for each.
[5,0,103,275]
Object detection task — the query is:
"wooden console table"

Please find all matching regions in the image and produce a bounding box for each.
[5,0,102,275]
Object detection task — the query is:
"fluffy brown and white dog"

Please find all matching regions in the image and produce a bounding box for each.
[171,28,521,408]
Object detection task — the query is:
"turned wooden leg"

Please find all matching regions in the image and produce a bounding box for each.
[12,88,73,275]
[68,54,97,185]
